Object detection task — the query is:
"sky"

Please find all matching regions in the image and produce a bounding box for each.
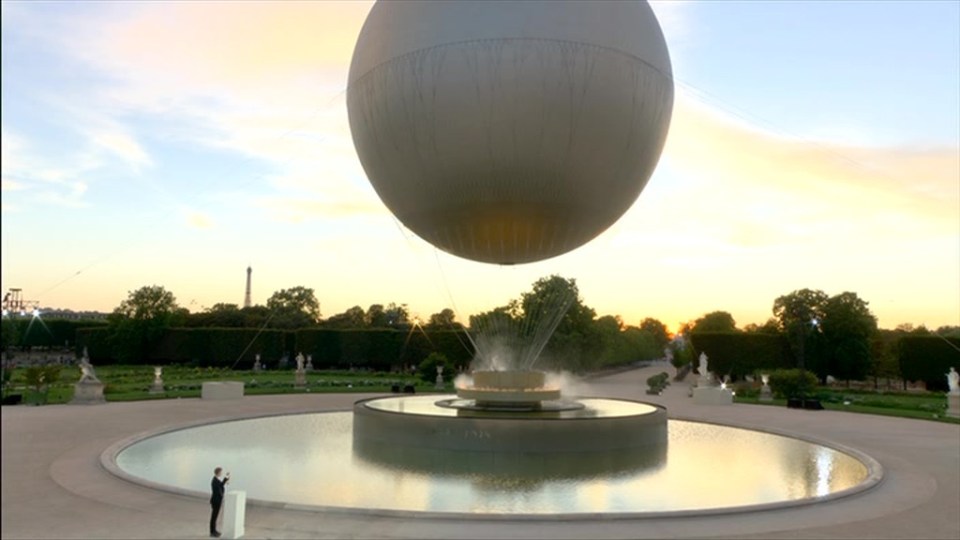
[1,0,958,333]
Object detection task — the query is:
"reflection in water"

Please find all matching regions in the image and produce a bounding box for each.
[352,438,668,481]
[116,413,869,514]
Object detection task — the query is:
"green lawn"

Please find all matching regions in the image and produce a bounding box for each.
[4,365,958,426]
[2,364,430,405]
[735,390,960,424]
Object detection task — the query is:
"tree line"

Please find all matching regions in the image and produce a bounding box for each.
[2,280,956,387]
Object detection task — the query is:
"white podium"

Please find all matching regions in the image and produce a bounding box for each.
[222,490,246,539]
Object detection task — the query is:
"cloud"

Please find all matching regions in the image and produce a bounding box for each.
[84,126,153,170]
[30,2,377,224]
[59,1,370,119]
[72,2,371,91]
[1,127,99,210]
[655,88,959,249]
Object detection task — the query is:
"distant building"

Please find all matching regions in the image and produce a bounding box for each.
[36,308,109,321]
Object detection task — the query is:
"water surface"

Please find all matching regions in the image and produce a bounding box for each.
[116,411,869,514]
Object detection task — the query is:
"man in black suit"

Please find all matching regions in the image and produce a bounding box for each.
[209,467,230,538]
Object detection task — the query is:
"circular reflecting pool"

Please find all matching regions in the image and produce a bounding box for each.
[114,410,875,515]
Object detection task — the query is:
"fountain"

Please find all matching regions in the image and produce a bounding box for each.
[452,370,562,410]
[353,279,667,469]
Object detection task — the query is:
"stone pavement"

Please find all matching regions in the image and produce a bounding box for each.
[2,365,958,539]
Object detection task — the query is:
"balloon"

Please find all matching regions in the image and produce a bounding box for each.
[348,0,673,264]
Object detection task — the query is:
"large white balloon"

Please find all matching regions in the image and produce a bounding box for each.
[347,0,673,265]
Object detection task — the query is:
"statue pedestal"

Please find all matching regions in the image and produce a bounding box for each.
[149,381,165,394]
[759,385,773,402]
[693,386,733,406]
[947,393,960,419]
[71,381,105,404]
[294,371,306,388]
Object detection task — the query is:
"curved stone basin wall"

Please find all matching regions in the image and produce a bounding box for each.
[353,396,668,454]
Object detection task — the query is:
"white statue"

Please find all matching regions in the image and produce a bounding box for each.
[78,356,99,383]
[947,367,959,394]
[696,352,714,388]
[153,366,163,382]
[296,353,305,372]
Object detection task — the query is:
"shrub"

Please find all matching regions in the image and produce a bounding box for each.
[768,369,818,399]
[732,381,759,398]
[418,352,452,383]
[646,372,670,393]
[23,365,63,392]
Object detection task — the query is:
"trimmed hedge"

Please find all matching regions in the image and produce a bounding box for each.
[899,336,960,392]
[12,318,108,349]
[688,332,793,379]
[77,326,475,371]
[75,327,112,362]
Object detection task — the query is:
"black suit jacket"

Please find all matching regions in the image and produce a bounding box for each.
[211,476,227,504]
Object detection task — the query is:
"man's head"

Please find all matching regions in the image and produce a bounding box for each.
[214,467,222,477]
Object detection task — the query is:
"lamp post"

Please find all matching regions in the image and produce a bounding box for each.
[795,317,820,372]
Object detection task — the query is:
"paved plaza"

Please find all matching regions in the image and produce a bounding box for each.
[2,366,958,539]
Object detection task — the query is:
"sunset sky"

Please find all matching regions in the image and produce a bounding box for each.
[2,1,958,332]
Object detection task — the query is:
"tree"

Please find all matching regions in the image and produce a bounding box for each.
[691,311,738,333]
[113,285,180,321]
[427,308,461,330]
[870,329,903,387]
[773,289,828,371]
[468,275,598,371]
[519,275,598,370]
[594,315,623,366]
[639,317,670,351]
[365,304,387,327]
[744,318,781,334]
[187,303,245,328]
[936,326,960,337]
[520,275,596,339]
[323,306,366,329]
[820,292,877,381]
[266,287,320,329]
[108,285,181,363]
[384,303,410,328]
